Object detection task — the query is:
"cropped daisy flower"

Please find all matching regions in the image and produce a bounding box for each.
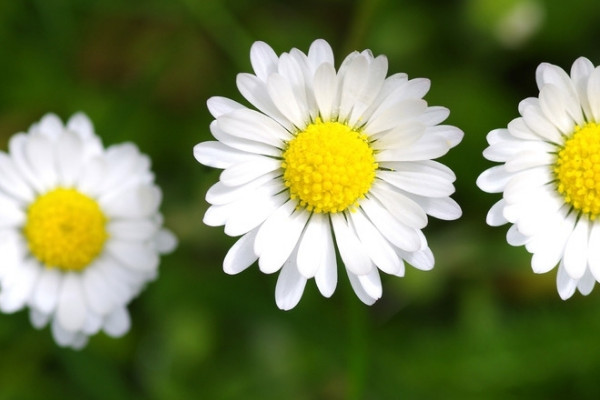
[478,57,600,299]
[195,39,463,309]
[0,113,176,349]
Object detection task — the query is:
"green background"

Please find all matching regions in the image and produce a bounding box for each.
[1,0,599,398]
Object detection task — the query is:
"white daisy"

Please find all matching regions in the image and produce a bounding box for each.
[478,57,600,300]
[194,39,463,309]
[0,112,177,349]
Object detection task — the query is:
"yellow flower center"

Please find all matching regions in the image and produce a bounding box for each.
[24,188,108,271]
[555,122,600,219]
[282,119,377,213]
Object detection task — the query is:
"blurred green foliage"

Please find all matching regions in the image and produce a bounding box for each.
[1,0,600,398]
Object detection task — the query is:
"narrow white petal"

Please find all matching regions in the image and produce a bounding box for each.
[331,213,373,275]
[587,67,600,122]
[103,307,131,337]
[378,169,454,198]
[107,219,158,242]
[360,197,422,252]
[236,73,294,132]
[504,150,555,173]
[506,225,529,246]
[106,240,159,272]
[250,41,279,81]
[412,195,462,221]
[314,219,337,297]
[30,267,62,314]
[219,157,281,187]
[312,63,338,121]
[155,229,177,254]
[51,317,77,347]
[562,218,589,279]
[223,228,259,275]
[218,108,293,147]
[0,259,39,313]
[400,246,435,271]
[507,118,542,141]
[206,96,246,118]
[357,268,382,300]
[346,269,377,305]
[29,308,50,329]
[275,251,307,310]
[520,100,563,144]
[101,185,161,219]
[296,213,329,278]
[577,268,595,296]
[56,273,87,332]
[486,199,508,227]
[556,261,577,300]
[476,165,514,193]
[257,208,310,274]
[267,73,307,129]
[66,112,95,140]
[193,141,256,169]
[369,182,428,229]
[570,57,595,121]
[82,265,116,315]
[539,84,577,134]
[224,190,288,237]
[349,210,403,275]
[587,223,600,281]
[307,39,334,70]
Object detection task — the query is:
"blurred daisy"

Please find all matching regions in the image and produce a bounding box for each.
[195,39,463,309]
[478,57,600,299]
[0,113,176,349]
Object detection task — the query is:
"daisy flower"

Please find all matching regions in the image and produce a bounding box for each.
[478,57,600,299]
[195,39,463,309]
[0,113,177,349]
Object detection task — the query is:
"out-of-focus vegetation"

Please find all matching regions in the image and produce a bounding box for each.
[1,0,600,398]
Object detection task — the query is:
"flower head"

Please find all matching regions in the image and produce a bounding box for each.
[478,57,600,299]
[0,113,177,349]
[195,39,463,309]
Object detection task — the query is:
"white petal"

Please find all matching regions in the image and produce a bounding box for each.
[211,120,282,158]
[360,197,422,252]
[349,210,403,275]
[570,57,595,121]
[107,219,158,241]
[223,228,259,275]
[520,100,562,144]
[506,225,529,246]
[539,84,577,134]
[29,308,50,329]
[588,223,600,281]
[587,67,600,122]
[106,240,159,272]
[257,208,310,274]
[556,261,577,300]
[357,268,383,300]
[56,130,85,186]
[101,185,161,219]
[56,273,87,332]
[314,219,337,298]
[562,218,589,279]
[577,268,595,296]
[250,41,278,81]
[218,108,292,147]
[193,141,255,169]
[477,165,513,193]
[155,229,177,254]
[51,317,78,347]
[206,96,245,118]
[378,169,454,198]
[413,195,462,221]
[275,252,307,310]
[486,199,508,227]
[103,307,131,337]
[0,152,34,203]
[312,63,338,121]
[30,267,62,314]
[82,311,103,335]
[236,73,294,132]
[401,246,435,271]
[0,259,39,313]
[369,182,428,229]
[331,213,373,275]
[219,157,281,187]
[267,73,307,129]
[346,269,377,305]
[223,189,288,237]
[307,39,334,70]
[296,213,330,278]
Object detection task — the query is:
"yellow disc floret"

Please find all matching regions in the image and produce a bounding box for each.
[24,188,108,271]
[555,122,600,219]
[282,118,377,213]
